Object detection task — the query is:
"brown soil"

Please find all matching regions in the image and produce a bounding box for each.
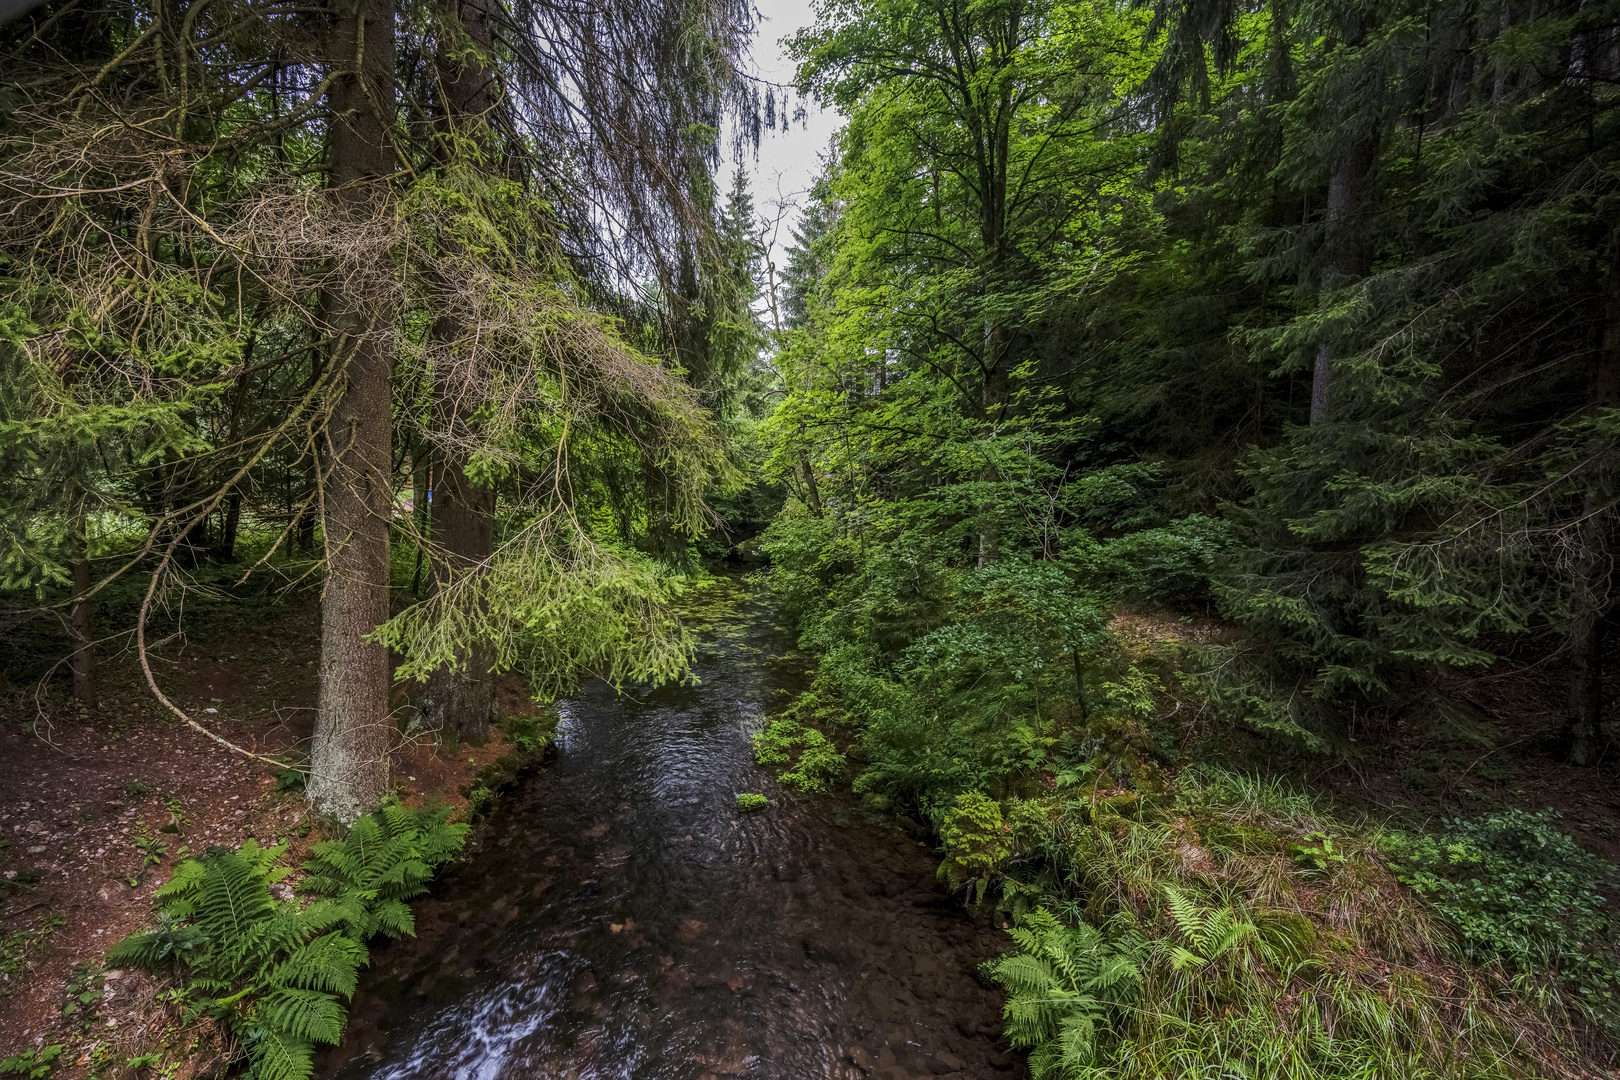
[0,587,536,1075]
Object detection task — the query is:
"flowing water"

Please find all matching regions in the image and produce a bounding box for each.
[323,574,1023,1080]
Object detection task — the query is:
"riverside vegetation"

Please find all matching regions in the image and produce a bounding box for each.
[2,0,1620,1074]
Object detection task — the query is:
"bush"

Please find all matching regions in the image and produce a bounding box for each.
[938,792,1013,904]
[751,718,844,793]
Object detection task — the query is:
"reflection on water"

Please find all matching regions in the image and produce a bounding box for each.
[324,574,1022,1080]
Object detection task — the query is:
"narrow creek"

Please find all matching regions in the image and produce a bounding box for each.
[323,573,1023,1080]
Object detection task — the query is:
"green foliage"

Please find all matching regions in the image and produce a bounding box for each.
[1383,810,1620,1029]
[938,792,1014,904]
[0,1046,62,1078]
[976,769,1557,1078]
[734,793,768,812]
[1,912,63,977]
[751,718,845,794]
[273,761,308,796]
[502,712,557,756]
[1286,831,1350,875]
[61,962,103,1031]
[299,802,468,941]
[108,804,465,1080]
[985,908,1140,1078]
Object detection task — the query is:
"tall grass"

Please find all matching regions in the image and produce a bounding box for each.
[980,769,1599,1079]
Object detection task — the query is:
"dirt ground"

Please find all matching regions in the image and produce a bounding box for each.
[0,587,538,1074]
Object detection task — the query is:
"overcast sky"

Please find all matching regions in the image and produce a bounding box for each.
[723,0,842,273]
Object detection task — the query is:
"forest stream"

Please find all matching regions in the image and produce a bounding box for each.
[320,573,1022,1080]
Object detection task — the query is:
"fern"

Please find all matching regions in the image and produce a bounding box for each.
[108,804,466,1080]
[986,908,1141,1078]
[300,802,467,940]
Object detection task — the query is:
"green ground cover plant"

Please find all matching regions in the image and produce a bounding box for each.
[1383,810,1620,1034]
[751,718,844,794]
[108,803,466,1080]
[978,771,1590,1079]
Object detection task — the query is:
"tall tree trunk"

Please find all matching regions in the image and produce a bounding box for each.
[800,457,823,517]
[416,0,497,745]
[1568,240,1620,765]
[417,455,496,742]
[70,527,95,705]
[1309,134,1376,425]
[217,490,242,561]
[307,0,397,825]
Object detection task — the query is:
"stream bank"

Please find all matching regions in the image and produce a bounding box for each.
[321,573,1023,1080]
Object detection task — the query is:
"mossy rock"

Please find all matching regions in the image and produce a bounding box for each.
[736,793,768,813]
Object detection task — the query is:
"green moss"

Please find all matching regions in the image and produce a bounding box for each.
[735,793,768,812]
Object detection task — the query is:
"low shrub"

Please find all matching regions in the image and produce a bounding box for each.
[751,718,844,793]
[1382,808,1620,1032]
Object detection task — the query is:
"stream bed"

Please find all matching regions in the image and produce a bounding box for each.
[322,574,1023,1080]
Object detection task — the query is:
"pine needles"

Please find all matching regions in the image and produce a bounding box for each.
[108,804,466,1080]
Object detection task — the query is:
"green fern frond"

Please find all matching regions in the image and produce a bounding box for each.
[112,804,465,1080]
[246,1028,315,1080]
[256,987,348,1045]
[1162,887,1205,948]
[267,932,363,997]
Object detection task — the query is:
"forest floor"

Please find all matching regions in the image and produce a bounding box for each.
[0,585,543,1075]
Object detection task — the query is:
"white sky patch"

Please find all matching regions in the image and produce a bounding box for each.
[724,0,842,279]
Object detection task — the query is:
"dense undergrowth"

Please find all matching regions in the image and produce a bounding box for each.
[755,504,1620,1077]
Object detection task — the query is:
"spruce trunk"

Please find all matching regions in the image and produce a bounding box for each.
[417,454,496,742]
[1309,135,1376,425]
[307,0,397,825]
[1568,240,1620,765]
[416,0,497,744]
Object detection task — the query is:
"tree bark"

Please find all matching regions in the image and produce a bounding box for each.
[307,0,397,826]
[1309,134,1376,425]
[217,490,242,562]
[800,456,823,518]
[415,0,498,745]
[1568,239,1620,765]
[70,543,95,705]
[417,455,496,743]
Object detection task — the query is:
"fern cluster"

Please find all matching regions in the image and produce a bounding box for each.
[108,804,466,1080]
[986,909,1139,1075]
